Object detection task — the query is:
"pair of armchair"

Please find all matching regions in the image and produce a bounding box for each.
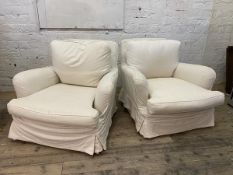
[7,39,224,155]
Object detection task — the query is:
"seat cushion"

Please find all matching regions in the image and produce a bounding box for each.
[8,84,99,126]
[125,40,180,78]
[51,40,112,87]
[147,78,224,114]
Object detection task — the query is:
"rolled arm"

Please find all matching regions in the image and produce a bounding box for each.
[174,63,216,90]
[13,66,59,98]
[121,65,149,107]
[94,68,118,113]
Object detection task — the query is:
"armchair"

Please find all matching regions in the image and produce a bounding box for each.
[120,38,224,138]
[7,39,118,155]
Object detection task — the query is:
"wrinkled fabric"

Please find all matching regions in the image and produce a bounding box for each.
[8,40,118,155]
[13,67,59,98]
[51,40,112,87]
[174,63,217,90]
[9,116,98,155]
[120,88,218,138]
[147,78,224,114]
[123,39,180,78]
[8,84,99,126]
[120,38,225,138]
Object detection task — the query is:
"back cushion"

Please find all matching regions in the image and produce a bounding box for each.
[125,40,181,78]
[51,40,112,87]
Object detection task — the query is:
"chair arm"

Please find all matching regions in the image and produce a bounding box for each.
[121,64,149,107]
[174,63,216,90]
[13,67,59,98]
[94,68,118,113]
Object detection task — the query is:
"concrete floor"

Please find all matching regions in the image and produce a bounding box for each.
[0,91,233,175]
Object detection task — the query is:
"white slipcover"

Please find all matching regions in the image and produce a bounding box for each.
[125,40,180,78]
[7,39,118,155]
[119,38,225,138]
[51,40,112,87]
[147,78,224,114]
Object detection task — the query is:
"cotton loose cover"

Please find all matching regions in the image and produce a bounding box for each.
[51,40,112,87]
[7,39,118,155]
[119,38,225,138]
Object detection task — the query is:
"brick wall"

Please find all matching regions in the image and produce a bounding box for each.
[0,0,231,91]
[203,0,233,83]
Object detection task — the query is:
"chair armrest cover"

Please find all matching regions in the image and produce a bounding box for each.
[94,68,118,113]
[121,64,149,107]
[13,67,59,98]
[174,63,216,90]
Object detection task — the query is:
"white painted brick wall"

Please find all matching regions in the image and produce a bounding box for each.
[203,0,233,83]
[0,0,231,91]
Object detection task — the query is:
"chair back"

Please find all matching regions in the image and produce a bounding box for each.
[121,38,180,78]
[50,39,118,87]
